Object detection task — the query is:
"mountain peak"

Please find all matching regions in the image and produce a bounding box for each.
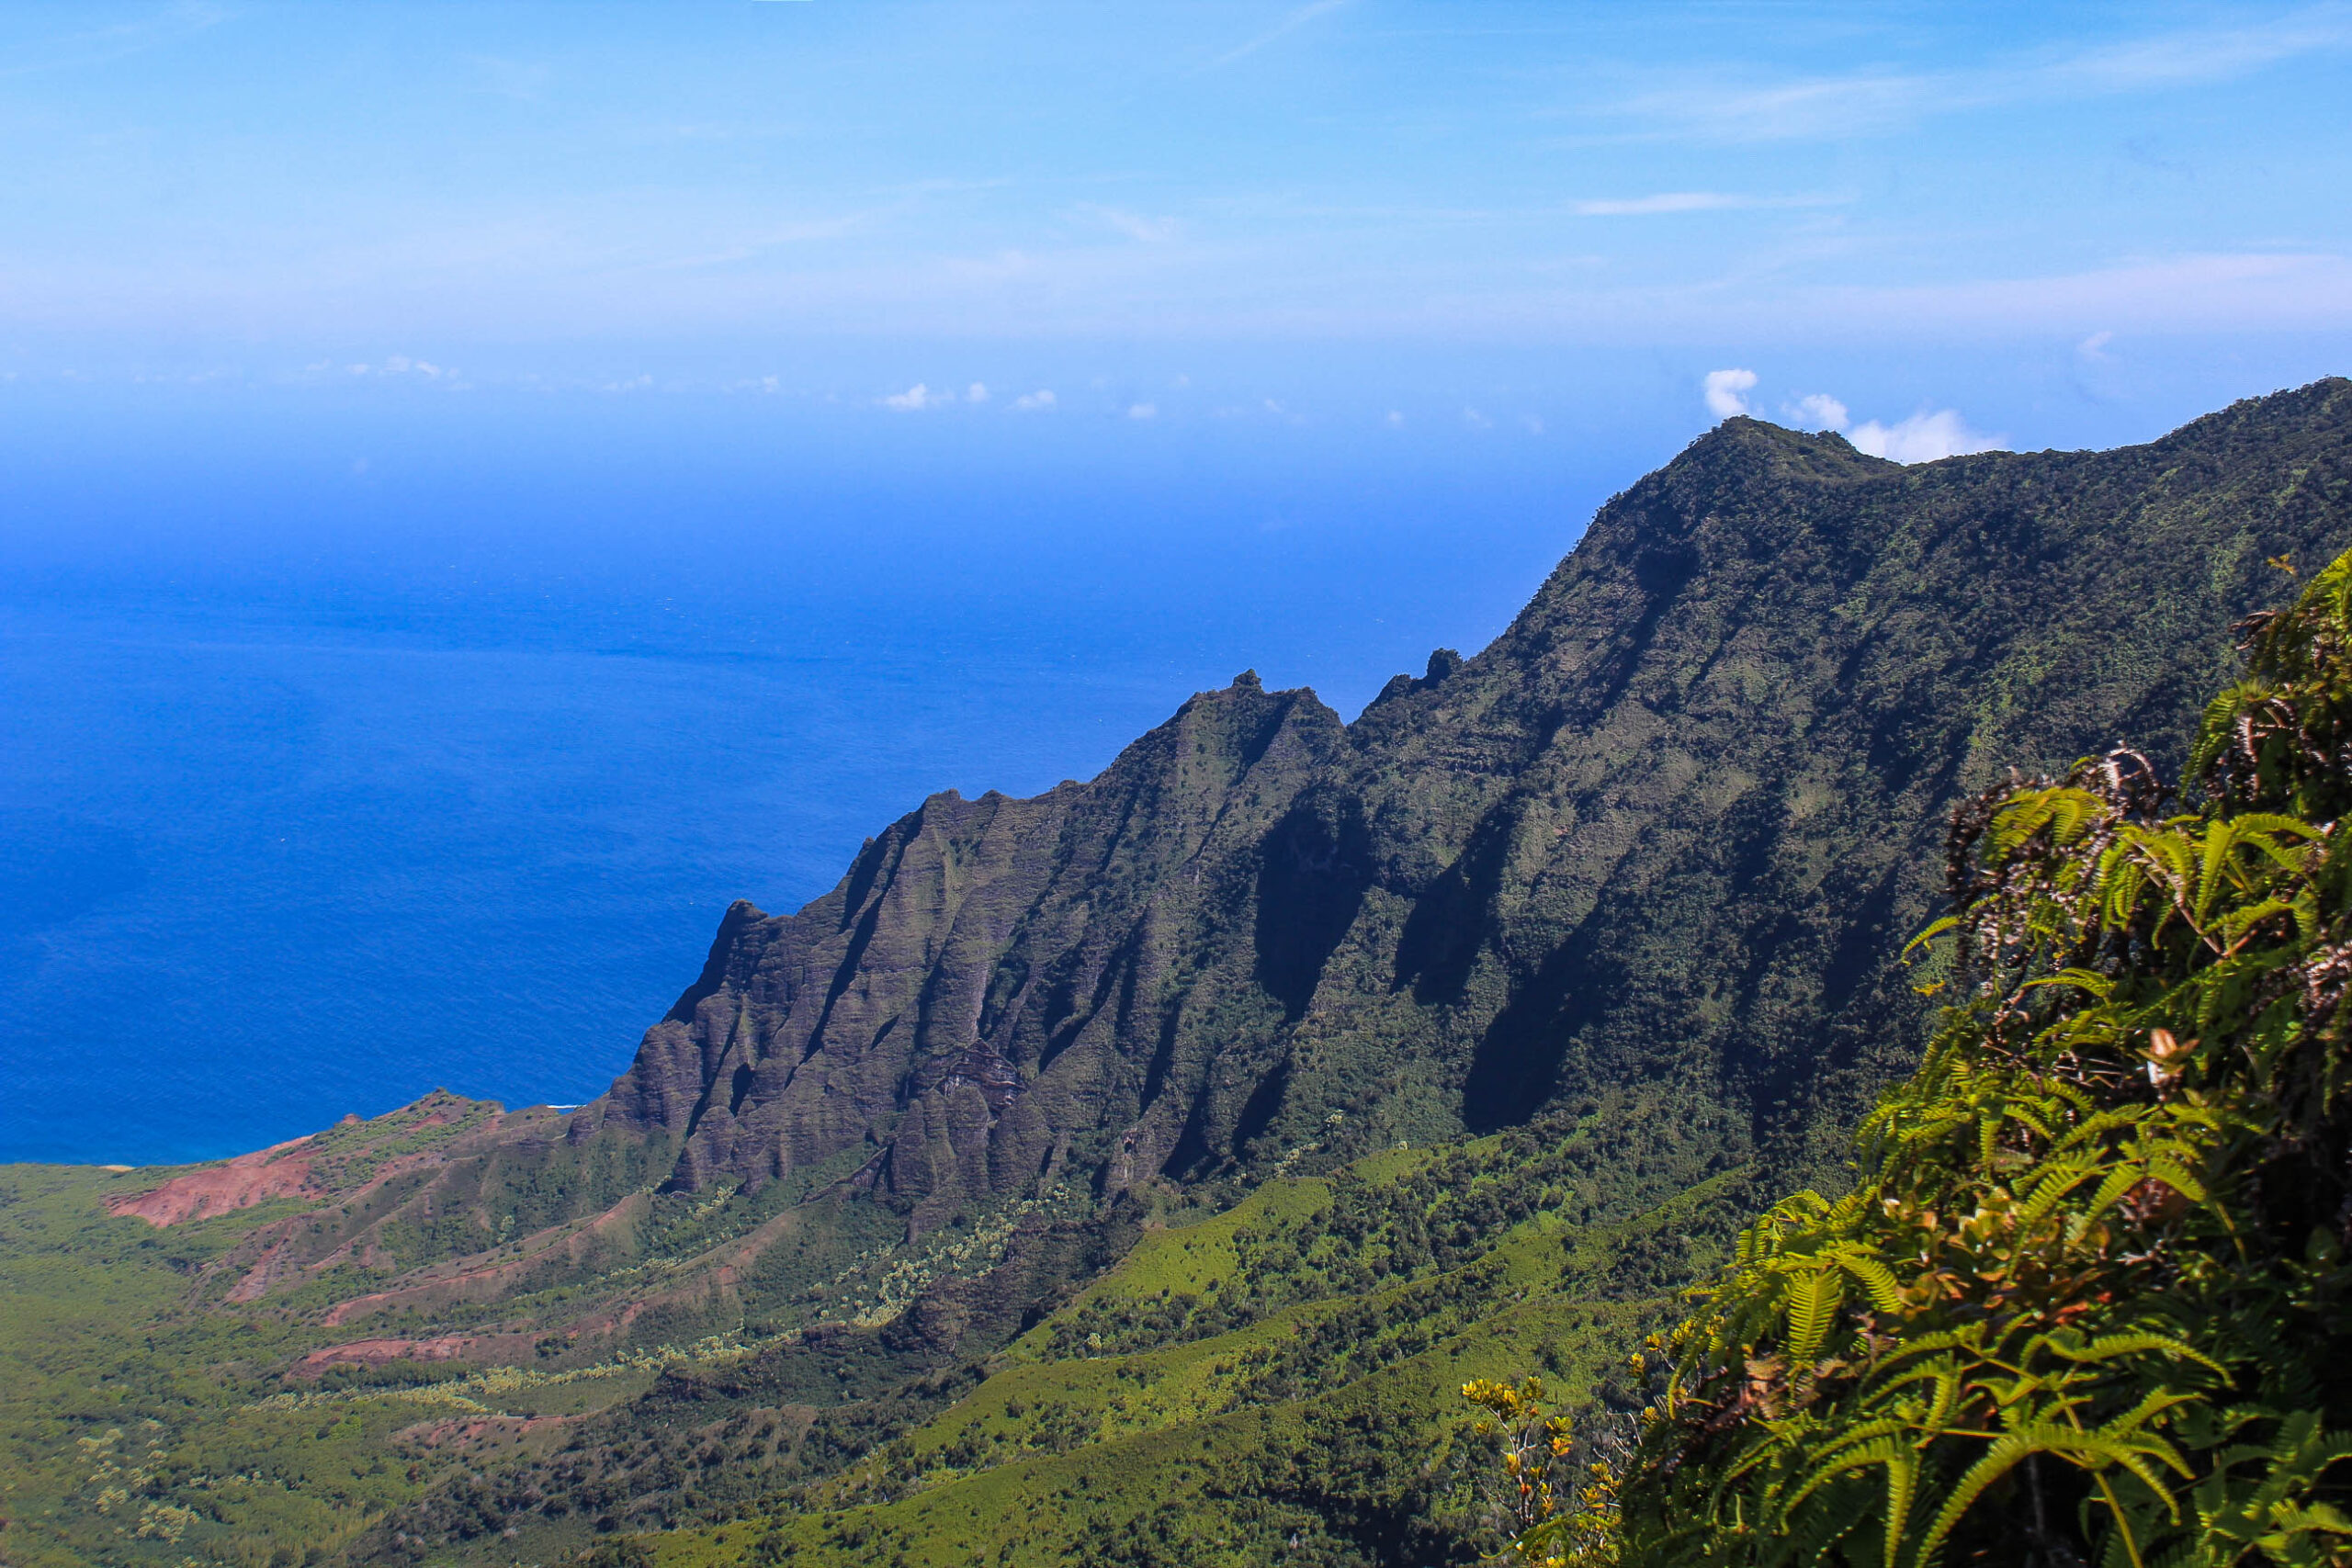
[569,378,2352,1212]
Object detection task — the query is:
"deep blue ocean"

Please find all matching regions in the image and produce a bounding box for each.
[0,387,1641,1165]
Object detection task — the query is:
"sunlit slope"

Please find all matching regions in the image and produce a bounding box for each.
[636,1131,1756,1568]
[0,1099,936,1568]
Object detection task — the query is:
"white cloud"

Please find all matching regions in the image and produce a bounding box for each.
[1012,389,1057,411]
[967,381,989,402]
[1127,401,1157,420]
[2077,331,2115,361]
[1847,410,2004,463]
[1522,414,1545,434]
[1755,375,2004,462]
[881,382,947,411]
[1385,410,1405,427]
[1785,392,1849,430]
[334,354,449,381]
[1702,367,1758,419]
[1462,407,1492,429]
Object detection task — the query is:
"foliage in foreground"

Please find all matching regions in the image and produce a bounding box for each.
[1487,550,2352,1566]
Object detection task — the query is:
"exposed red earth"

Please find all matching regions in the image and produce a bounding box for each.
[105,1134,320,1225]
[291,1335,475,1378]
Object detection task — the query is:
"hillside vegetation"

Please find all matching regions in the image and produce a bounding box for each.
[1521,544,2352,1565]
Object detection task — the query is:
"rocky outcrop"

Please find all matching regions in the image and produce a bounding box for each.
[574,677,1347,1223]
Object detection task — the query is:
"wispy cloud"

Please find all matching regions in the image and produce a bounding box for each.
[1574,192,1741,217]
[1076,203,1181,243]
[1571,191,1843,217]
[1012,389,1057,411]
[0,2,224,79]
[1603,6,2352,142]
[1822,251,2352,333]
[1127,401,1158,420]
[2051,6,2352,92]
[1201,0,1351,70]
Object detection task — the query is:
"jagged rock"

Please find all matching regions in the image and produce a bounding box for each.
[571,380,2352,1205]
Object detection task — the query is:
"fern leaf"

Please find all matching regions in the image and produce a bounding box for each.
[1784,1268,1843,1368]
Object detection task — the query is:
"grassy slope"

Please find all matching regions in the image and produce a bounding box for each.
[0,1162,444,1567]
[0,1089,1743,1567]
[638,1147,1753,1568]
[0,1100,888,1568]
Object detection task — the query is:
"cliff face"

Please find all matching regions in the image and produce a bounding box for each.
[579,380,2352,1211]
[577,677,1350,1224]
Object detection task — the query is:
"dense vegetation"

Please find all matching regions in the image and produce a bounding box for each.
[623,1122,1752,1568]
[1483,553,2352,1566]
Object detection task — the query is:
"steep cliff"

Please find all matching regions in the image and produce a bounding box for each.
[577,379,2352,1210]
[574,674,1350,1226]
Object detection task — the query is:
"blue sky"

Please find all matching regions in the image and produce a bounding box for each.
[0,0,2346,458]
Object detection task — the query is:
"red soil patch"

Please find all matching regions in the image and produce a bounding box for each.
[291,1335,475,1379]
[319,1190,644,1326]
[106,1136,319,1227]
[226,1238,294,1303]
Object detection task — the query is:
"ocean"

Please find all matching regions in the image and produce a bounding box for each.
[0,389,1627,1164]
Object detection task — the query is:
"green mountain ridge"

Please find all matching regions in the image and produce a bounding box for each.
[586,381,2352,1222]
[4,379,2350,1567]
